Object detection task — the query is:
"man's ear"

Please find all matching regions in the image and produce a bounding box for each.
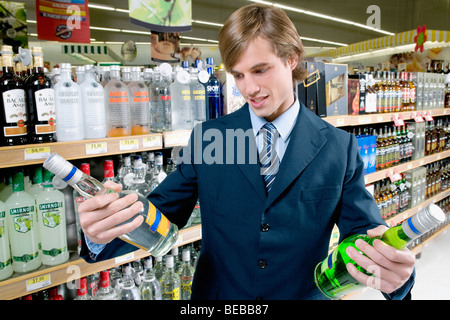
[288,54,299,70]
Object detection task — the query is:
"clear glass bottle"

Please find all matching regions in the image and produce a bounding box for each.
[118,263,141,300]
[28,166,44,198]
[314,204,446,299]
[80,65,106,139]
[149,152,167,192]
[189,67,207,125]
[161,255,181,300]
[73,163,90,255]
[54,63,84,141]
[94,270,118,300]
[153,255,165,282]
[128,66,151,135]
[5,171,41,273]
[74,277,93,300]
[170,67,193,130]
[117,155,132,188]
[140,256,162,300]
[180,248,194,300]
[0,199,13,280]
[36,169,69,266]
[43,153,178,257]
[104,65,131,137]
[128,156,151,197]
[102,159,119,184]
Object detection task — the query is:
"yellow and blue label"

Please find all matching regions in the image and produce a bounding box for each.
[145,204,170,237]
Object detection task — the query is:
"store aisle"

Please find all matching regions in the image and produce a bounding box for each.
[348,227,450,300]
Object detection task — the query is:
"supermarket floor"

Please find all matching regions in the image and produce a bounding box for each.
[347,227,450,300]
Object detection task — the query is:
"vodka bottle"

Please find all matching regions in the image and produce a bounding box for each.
[94,270,118,300]
[0,199,13,280]
[105,65,131,137]
[5,171,41,273]
[28,166,44,198]
[80,65,106,139]
[102,159,119,184]
[315,204,445,300]
[87,272,100,298]
[121,67,132,84]
[140,256,162,300]
[189,68,207,125]
[36,169,69,266]
[171,247,182,274]
[132,259,144,286]
[149,152,166,191]
[54,63,84,141]
[128,156,151,197]
[0,175,12,203]
[128,66,151,135]
[117,155,132,188]
[74,277,93,300]
[206,65,223,119]
[118,263,141,300]
[190,199,201,225]
[153,255,165,282]
[180,248,194,300]
[25,46,56,143]
[98,66,110,87]
[145,152,156,185]
[170,67,193,130]
[73,163,90,255]
[149,66,171,132]
[0,45,28,146]
[143,68,153,86]
[161,255,181,300]
[43,153,178,257]
[75,66,85,84]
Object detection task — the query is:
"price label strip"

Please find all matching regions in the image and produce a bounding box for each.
[422,111,433,122]
[120,139,139,151]
[392,114,405,127]
[143,135,163,149]
[26,274,51,292]
[388,168,402,183]
[85,142,107,155]
[24,147,51,160]
[412,112,424,123]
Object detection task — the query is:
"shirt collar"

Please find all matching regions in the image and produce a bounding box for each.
[249,96,300,142]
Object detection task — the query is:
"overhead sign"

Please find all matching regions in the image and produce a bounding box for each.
[0,1,28,52]
[36,0,91,43]
[129,0,192,33]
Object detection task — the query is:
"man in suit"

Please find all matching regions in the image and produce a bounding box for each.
[78,3,415,299]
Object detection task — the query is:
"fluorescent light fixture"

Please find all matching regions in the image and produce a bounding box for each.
[249,0,394,36]
[88,3,115,11]
[181,36,208,42]
[90,26,121,32]
[192,20,224,27]
[115,8,130,13]
[26,19,36,24]
[121,29,150,35]
[301,36,347,47]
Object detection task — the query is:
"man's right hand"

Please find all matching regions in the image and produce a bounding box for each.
[77,181,144,244]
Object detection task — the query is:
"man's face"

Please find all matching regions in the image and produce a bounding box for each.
[230,36,298,122]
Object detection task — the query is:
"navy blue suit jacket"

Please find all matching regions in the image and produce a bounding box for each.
[81,102,414,300]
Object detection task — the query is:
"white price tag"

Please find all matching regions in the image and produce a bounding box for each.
[85,142,107,155]
[115,252,135,265]
[24,147,50,160]
[26,274,51,292]
[143,135,162,149]
[164,130,191,147]
[120,139,139,151]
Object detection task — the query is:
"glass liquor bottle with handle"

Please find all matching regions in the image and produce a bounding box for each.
[314,203,445,300]
[43,153,178,257]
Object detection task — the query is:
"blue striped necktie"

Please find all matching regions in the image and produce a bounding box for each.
[259,122,280,194]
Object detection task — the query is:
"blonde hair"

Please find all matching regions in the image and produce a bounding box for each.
[218,3,307,82]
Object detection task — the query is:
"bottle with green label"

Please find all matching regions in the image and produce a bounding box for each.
[5,171,41,273]
[36,169,69,266]
[0,200,13,280]
[314,203,445,299]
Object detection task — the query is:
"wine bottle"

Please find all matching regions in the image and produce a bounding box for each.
[314,204,445,299]
[0,199,13,280]
[0,45,28,146]
[43,153,178,257]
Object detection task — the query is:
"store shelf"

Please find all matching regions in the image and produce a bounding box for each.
[364,150,450,185]
[324,108,450,128]
[0,224,201,300]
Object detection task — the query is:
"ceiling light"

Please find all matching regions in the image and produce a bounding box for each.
[192,20,224,27]
[121,29,150,35]
[88,3,115,11]
[301,36,347,47]
[90,26,121,32]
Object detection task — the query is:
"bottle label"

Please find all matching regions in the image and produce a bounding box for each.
[163,287,180,300]
[321,249,337,273]
[39,202,63,228]
[3,88,27,136]
[145,204,170,237]
[34,88,56,134]
[43,246,67,257]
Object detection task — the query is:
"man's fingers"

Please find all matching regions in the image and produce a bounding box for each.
[88,215,144,244]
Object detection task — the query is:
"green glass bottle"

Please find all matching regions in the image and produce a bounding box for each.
[314,204,445,299]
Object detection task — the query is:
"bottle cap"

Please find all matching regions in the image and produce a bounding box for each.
[103,160,115,178]
[403,204,445,239]
[43,153,83,187]
[176,69,190,84]
[182,248,190,262]
[159,63,172,77]
[165,255,174,268]
[60,63,71,70]
[198,69,209,83]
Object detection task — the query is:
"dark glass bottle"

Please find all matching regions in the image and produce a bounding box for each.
[25,47,56,143]
[0,45,28,146]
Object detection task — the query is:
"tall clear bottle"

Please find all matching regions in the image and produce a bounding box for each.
[105,65,131,137]
[43,153,178,257]
[149,65,171,132]
[36,169,69,266]
[5,171,41,273]
[118,263,141,300]
[140,256,162,300]
[102,159,119,184]
[73,163,90,255]
[54,63,84,141]
[94,270,118,300]
[161,255,181,300]
[128,156,151,197]
[129,66,151,135]
[0,200,13,280]
[0,45,28,146]
[180,248,194,300]
[25,47,56,143]
[149,152,166,192]
[170,67,193,130]
[80,65,106,139]
[117,155,132,188]
[314,204,445,299]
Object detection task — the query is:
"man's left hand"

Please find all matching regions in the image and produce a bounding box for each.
[345,225,416,294]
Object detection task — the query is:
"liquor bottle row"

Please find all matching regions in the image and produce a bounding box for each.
[0,43,224,146]
[0,152,201,281]
[353,70,449,116]
[372,159,450,221]
[16,241,201,300]
[350,118,450,174]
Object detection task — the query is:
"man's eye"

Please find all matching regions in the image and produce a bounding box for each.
[255,69,266,74]
[233,74,243,79]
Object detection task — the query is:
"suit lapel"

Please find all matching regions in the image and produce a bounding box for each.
[265,104,328,209]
